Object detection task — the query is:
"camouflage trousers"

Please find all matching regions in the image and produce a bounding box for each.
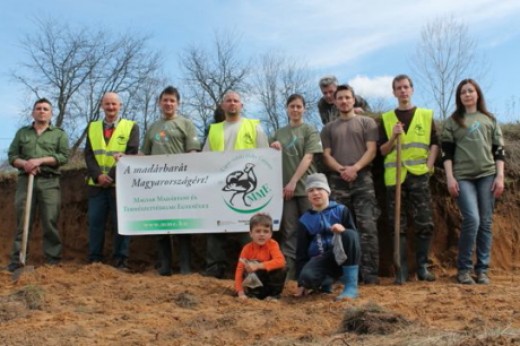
[386,173,434,238]
[329,171,380,278]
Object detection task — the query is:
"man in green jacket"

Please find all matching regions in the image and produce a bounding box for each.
[7,98,69,271]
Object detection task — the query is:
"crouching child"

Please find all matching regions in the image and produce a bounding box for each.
[235,213,287,300]
[295,173,361,300]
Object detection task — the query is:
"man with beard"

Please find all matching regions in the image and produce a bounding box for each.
[203,91,269,278]
[321,84,380,285]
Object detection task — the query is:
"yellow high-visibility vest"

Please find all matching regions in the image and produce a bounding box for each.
[382,108,433,186]
[87,119,134,186]
[208,118,259,151]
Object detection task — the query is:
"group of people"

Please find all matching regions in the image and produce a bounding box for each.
[238,74,505,300]
[6,73,505,301]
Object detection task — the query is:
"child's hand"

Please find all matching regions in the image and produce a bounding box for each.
[245,262,262,272]
[330,223,345,233]
[238,292,247,300]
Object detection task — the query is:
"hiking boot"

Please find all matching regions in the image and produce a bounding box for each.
[417,270,436,282]
[320,275,334,293]
[114,258,130,272]
[457,271,475,285]
[157,236,172,276]
[320,284,333,294]
[476,272,490,285]
[203,263,226,279]
[363,274,380,285]
[158,263,172,276]
[46,258,61,266]
[7,262,21,273]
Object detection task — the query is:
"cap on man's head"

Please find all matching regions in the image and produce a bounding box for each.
[305,173,331,194]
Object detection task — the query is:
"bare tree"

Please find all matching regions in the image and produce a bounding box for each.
[503,95,520,124]
[129,73,168,135]
[12,18,164,154]
[364,96,393,115]
[179,32,251,138]
[254,53,320,135]
[410,16,489,120]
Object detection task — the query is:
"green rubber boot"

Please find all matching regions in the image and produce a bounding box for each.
[416,236,436,281]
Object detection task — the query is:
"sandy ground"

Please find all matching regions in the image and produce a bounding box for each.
[0,263,519,346]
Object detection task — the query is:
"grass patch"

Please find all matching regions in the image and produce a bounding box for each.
[340,302,412,335]
[15,285,45,310]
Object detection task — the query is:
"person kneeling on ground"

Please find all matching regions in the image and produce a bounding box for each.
[235,213,287,300]
[295,173,361,300]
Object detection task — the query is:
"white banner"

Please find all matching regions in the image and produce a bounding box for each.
[116,148,283,235]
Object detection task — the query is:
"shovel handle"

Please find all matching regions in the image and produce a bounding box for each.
[20,174,34,265]
[393,134,402,274]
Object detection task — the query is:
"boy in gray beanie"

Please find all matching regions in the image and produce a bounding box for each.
[295,173,361,300]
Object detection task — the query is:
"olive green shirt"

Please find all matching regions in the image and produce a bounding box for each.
[441,112,503,180]
[271,123,322,196]
[141,116,201,155]
[8,124,70,175]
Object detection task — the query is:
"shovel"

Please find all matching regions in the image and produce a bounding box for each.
[13,174,36,281]
[393,134,402,283]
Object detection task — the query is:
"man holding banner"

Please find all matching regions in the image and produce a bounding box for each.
[202,91,269,278]
[141,86,201,276]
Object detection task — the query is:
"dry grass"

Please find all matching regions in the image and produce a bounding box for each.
[14,285,45,310]
[339,302,412,335]
[326,327,520,346]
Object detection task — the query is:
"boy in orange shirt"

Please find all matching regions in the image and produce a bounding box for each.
[235,213,287,299]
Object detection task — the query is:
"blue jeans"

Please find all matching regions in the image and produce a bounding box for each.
[298,229,361,289]
[456,175,495,273]
[88,188,129,262]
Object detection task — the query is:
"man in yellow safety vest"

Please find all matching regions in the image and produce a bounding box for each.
[379,75,439,284]
[202,91,269,278]
[84,92,140,271]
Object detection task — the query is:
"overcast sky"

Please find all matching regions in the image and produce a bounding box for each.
[1,0,519,159]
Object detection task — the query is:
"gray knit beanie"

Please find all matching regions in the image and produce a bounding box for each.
[305,173,331,194]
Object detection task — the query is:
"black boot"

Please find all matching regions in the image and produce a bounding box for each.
[157,236,172,276]
[178,234,191,274]
[416,236,436,281]
[394,236,408,285]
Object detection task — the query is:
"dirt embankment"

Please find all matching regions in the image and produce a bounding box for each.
[0,167,519,275]
[0,168,519,345]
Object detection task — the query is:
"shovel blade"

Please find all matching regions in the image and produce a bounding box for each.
[12,265,35,282]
